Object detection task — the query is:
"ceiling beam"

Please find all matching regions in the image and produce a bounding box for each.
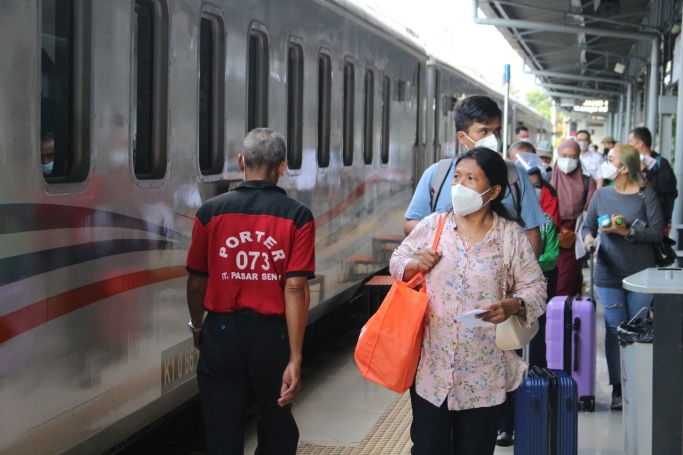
[473,1,659,41]
[489,1,546,73]
[482,0,658,33]
[524,67,634,85]
[536,82,623,95]
[541,90,618,100]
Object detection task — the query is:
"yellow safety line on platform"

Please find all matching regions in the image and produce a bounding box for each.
[296,392,412,455]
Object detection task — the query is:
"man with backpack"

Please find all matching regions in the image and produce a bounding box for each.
[403,95,546,258]
[628,127,678,227]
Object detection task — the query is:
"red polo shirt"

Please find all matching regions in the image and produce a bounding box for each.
[186,180,316,316]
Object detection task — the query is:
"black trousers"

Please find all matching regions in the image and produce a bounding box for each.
[197,311,298,455]
[409,386,504,455]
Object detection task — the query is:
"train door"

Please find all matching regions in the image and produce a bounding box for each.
[433,68,442,164]
[424,61,435,168]
[441,95,456,159]
[412,61,427,190]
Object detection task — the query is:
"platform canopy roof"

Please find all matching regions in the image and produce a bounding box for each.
[474,0,682,110]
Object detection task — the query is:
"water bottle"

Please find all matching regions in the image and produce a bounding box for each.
[612,215,626,227]
[598,214,612,228]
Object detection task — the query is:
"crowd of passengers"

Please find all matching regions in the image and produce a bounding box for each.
[176,94,677,455]
[394,95,677,452]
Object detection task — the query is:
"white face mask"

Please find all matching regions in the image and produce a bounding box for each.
[463,132,501,152]
[451,183,493,216]
[557,157,579,174]
[534,187,542,200]
[41,162,54,175]
[601,161,623,181]
[577,141,589,152]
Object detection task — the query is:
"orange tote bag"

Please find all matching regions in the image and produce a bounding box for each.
[354,214,447,394]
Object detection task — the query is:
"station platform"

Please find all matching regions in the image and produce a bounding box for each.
[244,286,624,454]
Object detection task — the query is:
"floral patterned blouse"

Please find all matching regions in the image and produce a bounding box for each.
[390,211,547,410]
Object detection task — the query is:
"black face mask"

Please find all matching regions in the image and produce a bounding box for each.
[603,147,610,155]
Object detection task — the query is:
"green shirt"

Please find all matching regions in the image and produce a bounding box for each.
[538,213,559,272]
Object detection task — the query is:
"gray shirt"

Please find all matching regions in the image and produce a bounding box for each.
[581,186,664,288]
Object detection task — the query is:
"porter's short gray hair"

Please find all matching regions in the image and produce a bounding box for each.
[242,128,287,170]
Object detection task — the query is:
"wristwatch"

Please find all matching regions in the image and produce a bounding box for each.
[511,293,525,315]
[188,319,202,333]
[625,228,636,241]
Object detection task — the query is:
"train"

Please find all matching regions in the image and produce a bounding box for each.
[0,0,551,453]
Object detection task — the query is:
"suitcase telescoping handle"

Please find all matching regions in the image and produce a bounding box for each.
[541,368,560,455]
[588,245,595,303]
[573,317,581,372]
[529,366,556,379]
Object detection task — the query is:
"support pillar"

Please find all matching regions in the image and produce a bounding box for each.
[616,95,625,143]
[672,7,683,227]
[607,113,613,137]
[647,38,660,134]
[625,83,633,136]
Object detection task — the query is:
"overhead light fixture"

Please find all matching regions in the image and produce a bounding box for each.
[614,63,626,74]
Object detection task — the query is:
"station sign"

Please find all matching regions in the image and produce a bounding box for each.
[560,98,575,107]
[573,100,609,113]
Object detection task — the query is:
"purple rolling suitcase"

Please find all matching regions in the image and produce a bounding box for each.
[545,294,596,411]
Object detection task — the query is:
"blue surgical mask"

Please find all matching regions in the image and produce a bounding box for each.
[41,162,54,175]
[534,187,542,200]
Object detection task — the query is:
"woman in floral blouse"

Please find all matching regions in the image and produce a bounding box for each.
[390,147,546,455]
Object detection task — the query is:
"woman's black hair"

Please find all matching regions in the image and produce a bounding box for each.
[455,147,520,224]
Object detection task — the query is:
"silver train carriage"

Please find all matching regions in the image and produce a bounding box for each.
[0,1,551,454]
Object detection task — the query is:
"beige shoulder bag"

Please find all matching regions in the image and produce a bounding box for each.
[495,223,539,351]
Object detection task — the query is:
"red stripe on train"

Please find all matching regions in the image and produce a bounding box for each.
[315,168,410,228]
[170,168,409,229]
[315,180,373,228]
[0,266,188,344]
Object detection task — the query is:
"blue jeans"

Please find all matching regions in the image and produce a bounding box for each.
[595,286,653,385]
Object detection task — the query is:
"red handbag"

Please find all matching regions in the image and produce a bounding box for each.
[354,214,447,393]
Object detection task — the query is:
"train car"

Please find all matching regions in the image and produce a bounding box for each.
[0,1,550,454]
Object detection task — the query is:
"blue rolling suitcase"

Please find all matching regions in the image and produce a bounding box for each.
[514,367,578,455]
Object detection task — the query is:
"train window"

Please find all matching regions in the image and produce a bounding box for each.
[363,69,374,165]
[286,39,303,170]
[198,12,226,176]
[398,79,410,102]
[317,51,331,168]
[381,75,390,165]
[342,61,354,166]
[133,0,169,180]
[247,26,269,132]
[40,0,91,183]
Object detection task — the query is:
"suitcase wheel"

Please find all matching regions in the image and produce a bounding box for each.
[579,396,596,413]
